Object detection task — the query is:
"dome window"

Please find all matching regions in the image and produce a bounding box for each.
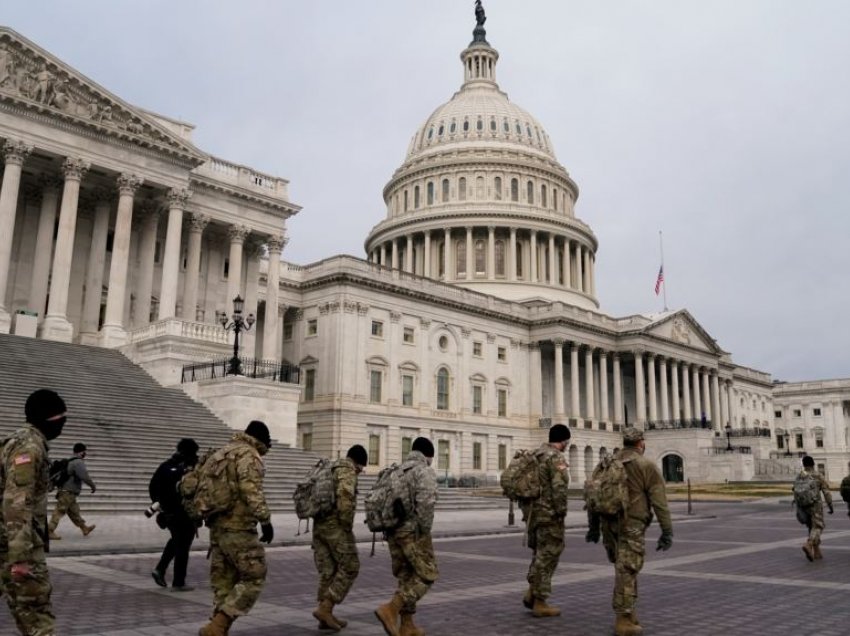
[441,179,450,202]
[475,239,486,275]
[463,119,470,132]
[503,119,510,133]
[427,127,434,140]
[456,241,467,276]
[414,185,420,209]
[526,181,534,205]
[510,178,519,202]
[541,184,548,208]
[493,176,502,200]
[450,120,457,134]
[490,118,496,132]
[495,240,505,277]
[427,182,435,205]
[526,124,533,138]
[515,122,522,136]
[476,118,483,132]
[438,124,445,137]
[458,177,467,201]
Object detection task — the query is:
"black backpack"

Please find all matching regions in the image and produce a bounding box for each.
[49,458,72,490]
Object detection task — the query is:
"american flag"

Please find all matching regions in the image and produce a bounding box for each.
[654,265,664,295]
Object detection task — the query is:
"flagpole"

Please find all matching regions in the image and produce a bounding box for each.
[659,230,668,311]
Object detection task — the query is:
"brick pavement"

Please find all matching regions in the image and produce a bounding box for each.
[4,501,850,635]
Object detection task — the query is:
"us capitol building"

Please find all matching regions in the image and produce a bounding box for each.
[0,14,847,485]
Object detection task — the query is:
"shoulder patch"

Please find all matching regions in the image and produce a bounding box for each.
[14,454,32,465]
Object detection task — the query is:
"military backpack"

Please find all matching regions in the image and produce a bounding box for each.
[500,448,541,501]
[839,475,850,504]
[793,471,820,508]
[293,457,336,520]
[585,454,631,517]
[178,447,235,524]
[48,457,72,491]
[364,462,413,532]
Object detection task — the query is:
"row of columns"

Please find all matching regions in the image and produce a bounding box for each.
[369,227,596,294]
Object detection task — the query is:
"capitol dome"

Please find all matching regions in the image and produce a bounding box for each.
[365,12,599,310]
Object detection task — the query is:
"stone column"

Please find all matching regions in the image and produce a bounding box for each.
[241,238,263,358]
[158,188,190,319]
[553,339,565,416]
[702,370,712,422]
[380,243,387,267]
[41,158,90,342]
[28,176,62,319]
[659,357,670,421]
[443,229,451,280]
[647,353,658,423]
[720,379,729,428]
[0,140,33,332]
[487,225,495,280]
[391,238,398,269]
[423,231,431,278]
[562,239,571,288]
[711,371,721,431]
[78,189,112,344]
[671,360,680,422]
[692,365,702,420]
[225,225,250,306]
[576,245,584,292]
[727,381,737,427]
[634,351,646,425]
[529,342,543,417]
[98,172,142,347]
[465,226,473,278]
[585,347,595,420]
[583,250,591,292]
[589,253,596,295]
[613,353,623,424]
[405,234,413,272]
[570,343,580,417]
[509,227,517,281]
[681,363,692,420]
[182,213,209,322]
[530,230,538,282]
[262,234,286,360]
[132,199,160,328]
[548,234,556,284]
[599,351,609,422]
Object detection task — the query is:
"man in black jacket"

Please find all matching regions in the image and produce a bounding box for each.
[149,438,199,591]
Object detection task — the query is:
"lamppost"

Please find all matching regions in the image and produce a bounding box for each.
[783,431,791,457]
[725,423,732,451]
[218,295,255,376]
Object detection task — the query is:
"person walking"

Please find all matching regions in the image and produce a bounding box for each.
[149,438,200,591]
[586,426,673,636]
[375,437,438,636]
[198,420,274,636]
[311,444,368,631]
[47,442,96,539]
[1,388,67,635]
[522,423,570,618]
[795,454,833,561]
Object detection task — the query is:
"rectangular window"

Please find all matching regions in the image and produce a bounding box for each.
[370,370,382,403]
[302,432,313,451]
[283,322,293,340]
[403,327,415,344]
[816,436,824,448]
[497,346,506,362]
[813,408,822,417]
[304,369,316,402]
[401,436,413,459]
[473,385,482,414]
[776,434,785,450]
[498,389,507,417]
[473,442,482,470]
[368,434,380,466]
[793,409,801,417]
[795,433,804,449]
[402,374,414,406]
[774,410,782,418]
[437,371,449,410]
[438,439,450,470]
[371,320,384,337]
[498,444,507,470]
[473,341,483,357]
[307,319,318,336]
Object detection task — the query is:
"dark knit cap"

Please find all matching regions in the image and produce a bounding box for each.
[802,455,814,468]
[245,420,272,447]
[412,437,435,458]
[347,444,368,466]
[25,389,66,424]
[549,424,571,443]
[177,438,199,456]
[73,442,87,454]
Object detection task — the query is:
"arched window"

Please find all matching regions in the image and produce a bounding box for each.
[438,124,444,136]
[510,178,519,202]
[456,240,466,276]
[463,119,470,132]
[553,187,558,211]
[427,127,434,140]
[442,178,450,202]
[493,176,502,200]
[516,242,524,278]
[515,122,522,135]
[459,177,467,201]
[427,182,434,205]
[437,368,450,410]
[450,120,457,134]
[495,240,505,276]
[475,239,486,274]
[526,181,534,204]
[541,184,548,208]
[476,118,483,132]
[503,119,510,133]
[403,190,408,212]
[414,185,420,209]
[490,117,496,132]
[475,176,484,199]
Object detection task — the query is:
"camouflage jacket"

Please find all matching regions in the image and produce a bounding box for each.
[209,432,271,532]
[398,450,437,536]
[618,447,673,533]
[529,443,570,524]
[333,457,359,530]
[0,424,50,564]
[800,467,833,507]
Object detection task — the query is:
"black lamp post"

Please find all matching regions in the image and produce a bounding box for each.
[784,431,791,457]
[218,295,255,376]
[725,423,732,451]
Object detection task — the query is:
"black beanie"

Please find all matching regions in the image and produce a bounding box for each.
[25,389,66,424]
[177,438,199,456]
[549,424,570,443]
[245,420,271,447]
[347,444,368,466]
[412,437,435,458]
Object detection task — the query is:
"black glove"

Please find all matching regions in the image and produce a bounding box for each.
[260,522,274,544]
[90,485,96,494]
[656,531,673,552]
[585,528,600,544]
[828,503,834,515]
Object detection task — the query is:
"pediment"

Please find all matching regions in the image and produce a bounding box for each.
[0,28,205,165]
[644,310,722,354]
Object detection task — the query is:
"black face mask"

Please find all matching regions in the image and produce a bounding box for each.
[35,415,66,441]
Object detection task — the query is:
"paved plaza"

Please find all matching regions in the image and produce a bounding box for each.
[5,499,850,635]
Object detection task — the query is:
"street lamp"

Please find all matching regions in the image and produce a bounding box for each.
[725,423,732,451]
[218,295,255,376]
[783,431,791,457]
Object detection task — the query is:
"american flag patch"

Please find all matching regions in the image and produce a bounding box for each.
[14,454,32,465]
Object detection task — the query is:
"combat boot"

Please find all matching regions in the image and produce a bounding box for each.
[522,587,533,609]
[198,611,233,636]
[802,541,814,562]
[81,524,96,536]
[313,599,343,631]
[399,612,426,636]
[614,613,644,636]
[813,543,823,560]
[48,531,61,540]
[531,598,561,618]
[375,593,403,636]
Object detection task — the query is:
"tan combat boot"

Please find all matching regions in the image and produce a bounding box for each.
[399,612,426,636]
[313,599,343,631]
[198,611,233,636]
[48,530,62,540]
[375,593,403,636]
[531,598,561,618]
[802,541,814,562]
[813,543,823,560]
[82,524,96,536]
[522,587,533,609]
[614,613,644,636]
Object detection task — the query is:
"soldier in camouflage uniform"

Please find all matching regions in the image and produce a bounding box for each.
[798,454,833,561]
[375,437,438,636]
[522,423,570,618]
[586,427,672,636]
[199,421,275,636]
[312,444,368,631]
[1,389,67,636]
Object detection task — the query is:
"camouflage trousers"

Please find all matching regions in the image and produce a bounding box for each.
[1,548,55,635]
[526,521,565,601]
[806,502,825,546]
[208,527,267,618]
[49,490,86,532]
[601,517,645,615]
[312,519,360,604]
[387,529,438,614]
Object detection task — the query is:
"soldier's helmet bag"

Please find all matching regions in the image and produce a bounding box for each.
[179,448,234,523]
[500,449,541,501]
[793,471,820,508]
[364,462,413,532]
[585,454,631,517]
[293,457,336,520]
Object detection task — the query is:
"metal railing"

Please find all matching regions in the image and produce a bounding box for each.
[181,358,300,384]
[646,419,713,431]
[709,446,752,455]
[723,427,772,438]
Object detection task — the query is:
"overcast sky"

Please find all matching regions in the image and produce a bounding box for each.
[6,1,849,382]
